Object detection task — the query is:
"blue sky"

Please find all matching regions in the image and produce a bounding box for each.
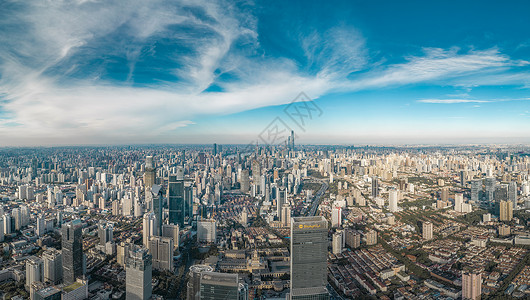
[0,0,529,145]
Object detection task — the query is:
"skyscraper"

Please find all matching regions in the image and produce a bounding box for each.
[62,220,84,284]
[251,160,261,180]
[441,187,449,203]
[143,212,158,247]
[26,256,43,291]
[290,130,294,151]
[345,229,361,249]
[331,207,341,227]
[462,269,482,300]
[148,184,163,231]
[290,216,329,300]
[149,236,174,272]
[143,156,156,190]
[371,176,379,198]
[197,219,216,243]
[423,221,433,240]
[98,222,113,246]
[198,272,248,300]
[187,265,213,300]
[389,190,398,212]
[365,230,377,245]
[508,181,517,207]
[499,200,513,222]
[42,248,62,284]
[126,245,152,300]
[471,179,482,202]
[332,232,342,254]
[277,187,287,218]
[484,177,496,202]
[240,169,250,193]
[168,167,185,227]
[0,215,4,242]
[454,193,464,212]
[36,215,45,236]
[161,223,180,250]
[281,204,291,228]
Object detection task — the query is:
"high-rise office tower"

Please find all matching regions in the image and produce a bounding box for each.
[149,236,174,272]
[98,222,113,246]
[260,175,267,197]
[462,269,482,300]
[185,184,193,224]
[240,169,250,193]
[62,220,84,284]
[484,177,496,202]
[148,184,163,231]
[161,223,180,250]
[499,200,513,222]
[508,182,517,207]
[494,184,508,203]
[471,179,482,202]
[126,246,152,300]
[290,130,295,151]
[142,212,158,248]
[197,219,216,243]
[168,167,185,227]
[281,204,291,227]
[460,170,466,186]
[277,187,287,218]
[331,207,342,227]
[252,160,261,180]
[198,272,248,300]
[187,265,213,300]
[389,190,398,212]
[371,176,379,198]
[213,143,218,156]
[26,256,43,291]
[423,221,433,240]
[42,248,62,284]
[290,216,329,300]
[144,156,156,189]
[365,230,377,245]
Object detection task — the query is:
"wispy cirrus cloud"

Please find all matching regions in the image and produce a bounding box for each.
[417,97,530,104]
[417,99,490,104]
[0,1,530,145]
[340,48,529,91]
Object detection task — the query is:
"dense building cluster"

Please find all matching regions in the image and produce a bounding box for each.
[0,143,529,299]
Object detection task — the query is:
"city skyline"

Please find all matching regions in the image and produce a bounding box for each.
[1,1,530,146]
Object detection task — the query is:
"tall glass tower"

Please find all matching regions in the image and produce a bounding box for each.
[62,220,83,284]
[290,216,329,300]
[168,167,185,227]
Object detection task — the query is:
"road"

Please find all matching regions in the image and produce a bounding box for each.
[306,177,328,216]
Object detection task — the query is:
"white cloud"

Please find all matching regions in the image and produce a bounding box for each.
[417,98,530,104]
[339,48,528,91]
[1,1,530,145]
[417,99,490,104]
